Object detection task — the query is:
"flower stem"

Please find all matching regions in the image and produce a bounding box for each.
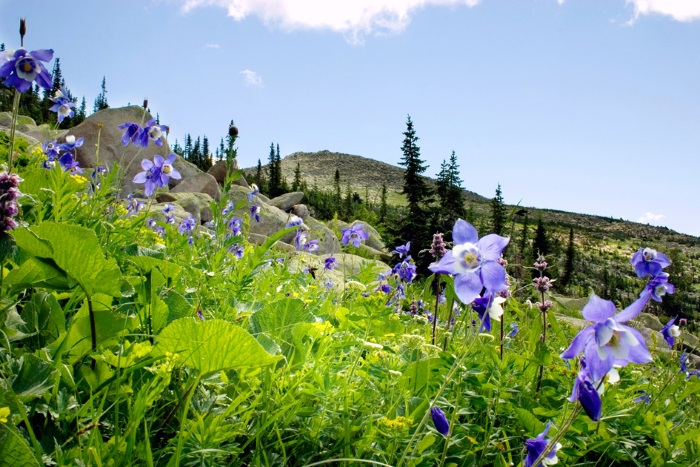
[431,273,441,345]
[530,403,582,467]
[7,90,21,173]
[443,297,455,351]
[86,293,97,369]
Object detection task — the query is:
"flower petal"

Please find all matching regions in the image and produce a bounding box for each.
[561,326,594,359]
[452,219,478,245]
[428,251,456,275]
[614,294,649,323]
[454,272,483,305]
[582,295,616,322]
[478,234,509,261]
[480,260,507,293]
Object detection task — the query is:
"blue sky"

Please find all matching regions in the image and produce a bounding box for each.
[2,0,700,236]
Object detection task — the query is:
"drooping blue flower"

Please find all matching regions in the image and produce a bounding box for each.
[49,87,76,123]
[250,204,261,222]
[286,215,303,228]
[133,157,163,197]
[305,239,319,252]
[42,139,60,160]
[227,217,243,236]
[508,322,519,338]
[471,293,505,332]
[58,152,83,175]
[222,200,234,216]
[641,272,675,302]
[162,204,174,214]
[295,231,309,251]
[633,391,651,404]
[661,316,681,348]
[248,183,260,202]
[143,119,169,146]
[341,223,369,247]
[118,122,148,147]
[325,256,337,270]
[524,422,562,467]
[229,244,244,259]
[568,360,602,421]
[378,283,392,294]
[561,295,652,381]
[0,48,53,93]
[430,406,450,436]
[393,241,411,258]
[428,219,509,305]
[630,247,671,278]
[59,135,84,152]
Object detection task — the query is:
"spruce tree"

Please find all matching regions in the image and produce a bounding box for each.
[292,162,302,191]
[267,143,280,197]
[93,76,109,112]
[379,183,388,224]
[202,136,211,170]
[491,184,507,236]
[334,169,342,214]
[397,115,432,265]
[254,159,266,192]
[532,218,550,257]
[561,227,576,287]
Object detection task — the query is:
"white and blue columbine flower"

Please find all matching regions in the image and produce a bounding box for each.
[524,422,562,467]
[630,247,670,279]
[561,294,652,381]
[428,219,509,305]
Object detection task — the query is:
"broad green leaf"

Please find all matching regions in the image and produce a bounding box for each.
[149,296,170,335]
[128,256,182,281]
[12,223,128,297]
[10,354,56,400]
[4,257,75,291]
[51,294,136,364]
[416,433,436,454]
[0,423,39,467]
[250,298,315,342]
[163,291,193,324]
[154,318,282,375]
[515,407,545,436]
[399,357,446,395]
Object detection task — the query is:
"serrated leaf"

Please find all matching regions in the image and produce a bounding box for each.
[399,357,446,395]
[153,318,282,376]
[10,354,56,400]
[4,257,75,291]
[0,423,39,467]
[250,298,315,342]
[163,291,192,324]
[515,407,545,436]
[128,256,182,281]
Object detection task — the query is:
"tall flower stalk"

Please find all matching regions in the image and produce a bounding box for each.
[533,255,553,395]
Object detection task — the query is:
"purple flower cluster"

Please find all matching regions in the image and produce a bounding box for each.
[0,172,22,233]
[119,119,169,148]
[524,422,562,467]
[41,135,85,174]
[341,223,369,248]
[133,154,181,197]
[49,87,76,123]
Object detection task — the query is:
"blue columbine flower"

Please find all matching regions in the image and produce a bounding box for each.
[630,247,671,278]
[325,256,337,270]
[430,406,450,436]
[42,139,60,161]
[286,215,303,228]
[568,359,602,421]
[508,322,519,338]
[642,272,675,302]
[305,239,319,252]
[229,244,244,259]
[428,219,509,305]
[157,154,181,186]
[661,316,681,348]
[133,157,163,197]
[118,122,147,147]
[393,241,411,258]
[561,294,652,381]
[341,223,369,247]
[49,87,76,123]
[227,217,243,236]
[144,119,169,146]
[524,422,562,467]
[250,204,261,222]
[0,48,53,93]
[59,135,84,152]
[58,152,83,175]
[295,231,309,251]
[392,256,417,283]
[471,293,506,332]
[248,184,260,202]
[162,204,174,214]
[222,200,234,216]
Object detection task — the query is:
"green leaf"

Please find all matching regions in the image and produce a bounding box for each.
[4,257,75,291]
[128,256,182,282]
[163,291,193,324]
[250,298,315,343]
[416,433,436,454]
[515,407,545,436]
[0,423,40,467]
[12,223,128,297]
[399,357,446,395]
[153,318,282,376]
[10,354,57,400]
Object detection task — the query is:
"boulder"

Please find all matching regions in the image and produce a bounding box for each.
[290,204,310,220]
[304,217,341,255]
[207,159,241,185]
[350,220,386,252]
[61,106,179,196]
[156,192,214,223]
[171,172,221,201]
[268,191,304,211]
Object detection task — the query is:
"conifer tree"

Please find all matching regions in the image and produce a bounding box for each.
[491,184,507,236]
[561,227,576,287]
[292,162,302,191]
[379,183,388,224]
[74,97,86,124]
[202,136,211,170]
[436,150,466,228]
[93,76,109,112]
[254,159,266,192]
[397,115,432,265]
[267,143,281,197]
[532,218,550,257]
[334,169,342,214]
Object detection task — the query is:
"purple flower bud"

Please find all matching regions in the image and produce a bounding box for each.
[430,406,450,436]
[429,233,446,260]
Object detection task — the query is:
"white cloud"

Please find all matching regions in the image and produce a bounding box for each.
[638,212,666,224]
[627,0,700,22]
[180,0,480,43]
[205,43,220,48]
[240,69,262,86]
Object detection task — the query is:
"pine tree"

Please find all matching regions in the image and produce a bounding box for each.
[561,227,576,287]
[74,97,86,124]
[202,136,211,170]
[491,184,507,236]
[93,76,109,112]
[267,143,280,197]
[379,183,388,224]
[397,115,433,266]
[184,134,193,160]
[344,181,353,218]
[254,159,266,192]
[334,169,342,214]
[219,138,225,161]
[532,218,550,257]
[292,162,302,191]
[436,150,466,228]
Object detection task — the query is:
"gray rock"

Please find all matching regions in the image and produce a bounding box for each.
[304,217,341,255]
[171,172,222,201]
[156,192,214,223]
[290,204,310,220]
[350,220,386,252]
[268,191,304,211]
[207,159,241,185]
